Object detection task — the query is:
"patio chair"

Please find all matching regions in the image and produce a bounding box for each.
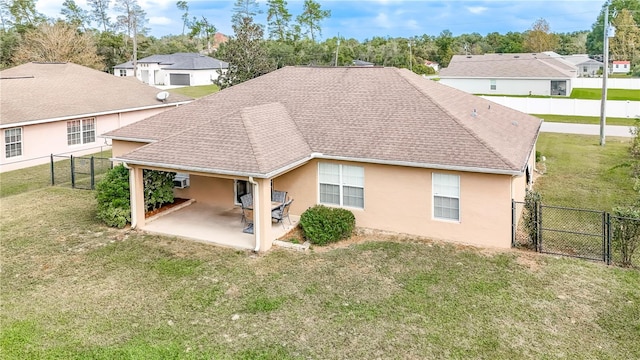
[272,199,294,228]
[240,193,253,224]
[271,190,287,204]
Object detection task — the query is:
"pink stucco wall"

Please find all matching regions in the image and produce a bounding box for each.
[0,107,177,173]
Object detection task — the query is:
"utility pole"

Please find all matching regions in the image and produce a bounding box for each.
[334,34,340,67]
[409,41,412,72]
[600,4,612,146]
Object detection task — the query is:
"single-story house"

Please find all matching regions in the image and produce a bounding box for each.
[439,53,577,96]
[0,62,192,172]
[114,53,229,87]
[425,60,439,72]
[104,66,541,252]
[543,52,603,77]
[612,60,631,74]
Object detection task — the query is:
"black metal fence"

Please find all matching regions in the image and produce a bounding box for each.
[513,200,640,267]
[50,154,113,190]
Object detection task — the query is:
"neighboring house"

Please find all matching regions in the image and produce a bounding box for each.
[114,53,229,87]
[612,60,631,74]
[212,32,229,50]
[352,60,374,66]
[439,53,577,96]
[543,52,603,77]
[424,60,439,72]
[0,62,192,173]
[104,66,541,252]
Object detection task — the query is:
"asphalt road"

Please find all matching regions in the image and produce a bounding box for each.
[540,122,634,138]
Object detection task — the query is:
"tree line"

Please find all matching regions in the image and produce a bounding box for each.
[1,0,638,84]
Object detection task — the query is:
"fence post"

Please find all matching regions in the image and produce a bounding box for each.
[70,155,75,189]
[606,212,612,265]
[512,200,517,247]
[50,154,55,186]
[536,201,542,252]
[90,156,95,190]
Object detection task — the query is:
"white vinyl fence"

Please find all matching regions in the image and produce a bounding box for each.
[571,78,640,90]
[481,96,640,118]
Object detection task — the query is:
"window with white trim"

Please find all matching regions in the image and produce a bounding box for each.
[4,127,22,158]
[433,173,460,221]
[119,69,127,76]
[490,79,496,90]
[319,163,364,208]
[67,118,95,145]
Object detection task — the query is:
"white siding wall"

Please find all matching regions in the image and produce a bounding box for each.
[481,96,640,118]
[439,78,571,96]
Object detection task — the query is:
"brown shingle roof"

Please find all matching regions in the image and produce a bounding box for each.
[439,53,577,78]
[109,67,541,176]
[0,62,192,126]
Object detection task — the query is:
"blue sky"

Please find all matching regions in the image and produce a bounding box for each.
[37,0,605,40]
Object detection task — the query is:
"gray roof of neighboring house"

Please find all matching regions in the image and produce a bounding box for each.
[352,60,374,66]
[439,53,577,79]
[0,62,192,126]
[106,66,541,177]
[542,52,603,67]
[114,53,229,70]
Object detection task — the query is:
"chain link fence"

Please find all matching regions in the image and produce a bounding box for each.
[513,200,640,267]
[50,154,113,190]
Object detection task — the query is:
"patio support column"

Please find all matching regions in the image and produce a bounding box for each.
[129,166,145,229]
[254,177,273,252]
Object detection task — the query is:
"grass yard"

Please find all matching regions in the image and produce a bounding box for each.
[1,186,639,359]
[0,150,111,198]
[168,84,219,99]
[532,114,637,126]
[535,133,634,211]
[570,88,640,101]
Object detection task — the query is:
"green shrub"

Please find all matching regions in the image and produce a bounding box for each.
[523,190,542,248]
[535,150,541,163]
[299,205,355,245]
[95,164,131,228]
[611,206,640,267]
[143,170,176,211]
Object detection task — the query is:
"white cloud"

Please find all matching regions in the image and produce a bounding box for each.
[406,19,419,30]
[374,12,392,29]
[149,16,173,25]
[466,6,488,15]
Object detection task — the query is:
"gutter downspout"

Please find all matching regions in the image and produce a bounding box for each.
[123,162,137,229]
[248,176,260,252]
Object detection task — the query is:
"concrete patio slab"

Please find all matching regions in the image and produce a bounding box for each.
[142,201,299,250]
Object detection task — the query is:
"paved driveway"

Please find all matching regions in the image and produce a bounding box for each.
[540,122,633,137]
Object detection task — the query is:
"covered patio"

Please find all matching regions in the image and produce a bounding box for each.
[141,201,299,250]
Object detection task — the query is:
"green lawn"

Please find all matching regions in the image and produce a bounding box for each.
[532,114,637,126]
[1,187,639,359]
[535,133,634,211]
[168,84,219,98]
[570,88,640,101]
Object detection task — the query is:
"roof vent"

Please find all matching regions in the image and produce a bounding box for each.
[466,55,472,58]
[512,121,519,126]
[471,109,478,118]
[514,55,520,58]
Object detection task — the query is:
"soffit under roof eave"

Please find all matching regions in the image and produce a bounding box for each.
[115,152,524,179]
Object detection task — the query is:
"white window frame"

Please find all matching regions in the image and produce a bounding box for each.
[67,117,96,146]
[432,173,460,222]
[490,79,496,91]
[4,127,22,158]
[318,162,364,209]
[119,69,127,76]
